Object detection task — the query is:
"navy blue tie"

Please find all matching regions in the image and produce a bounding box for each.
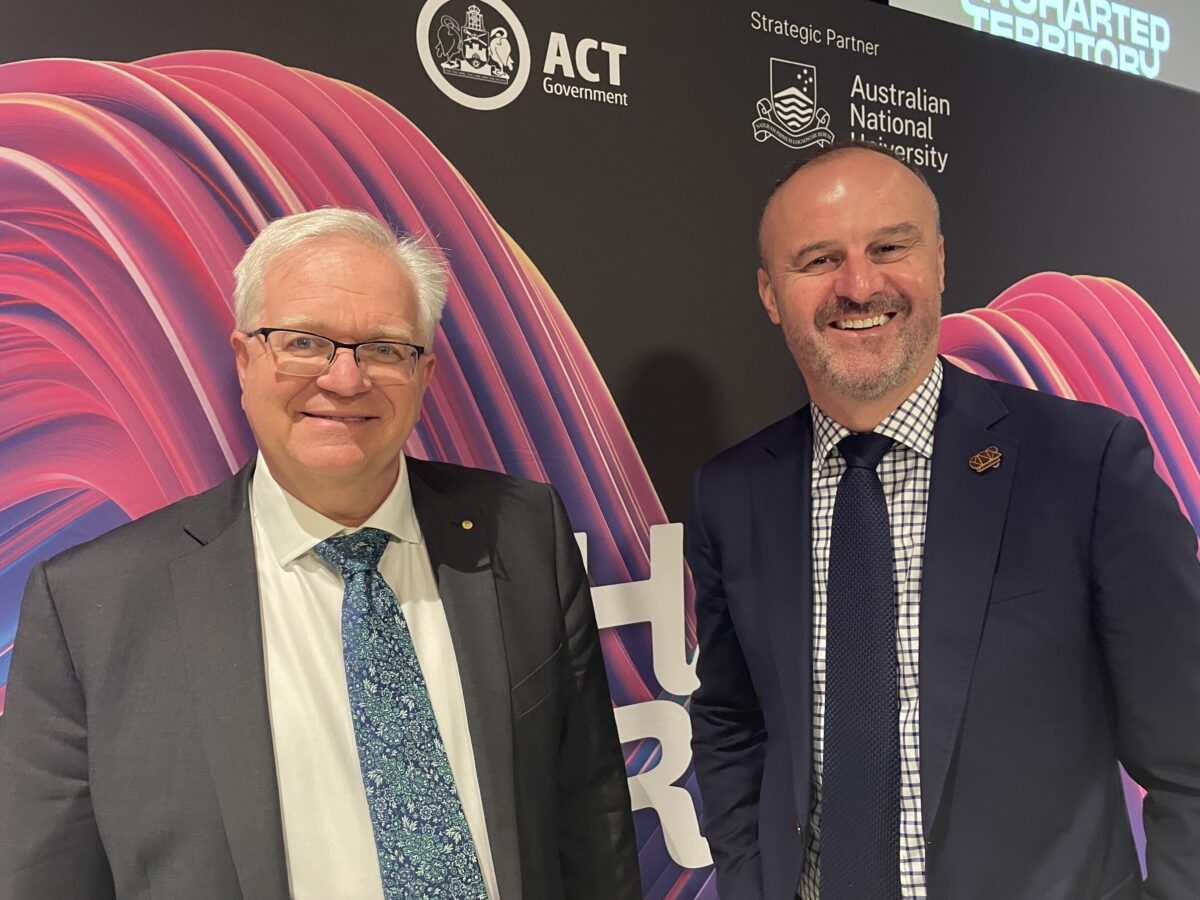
[821,432,901,900]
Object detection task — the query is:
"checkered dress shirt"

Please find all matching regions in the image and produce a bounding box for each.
[798,359,942,900]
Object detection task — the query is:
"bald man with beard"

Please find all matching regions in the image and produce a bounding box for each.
[688,143,1200,900]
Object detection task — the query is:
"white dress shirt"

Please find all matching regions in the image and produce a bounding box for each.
[250,452,498,899]
[799,359,942,899]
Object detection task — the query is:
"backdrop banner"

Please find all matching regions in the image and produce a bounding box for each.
[1,1,1198,896]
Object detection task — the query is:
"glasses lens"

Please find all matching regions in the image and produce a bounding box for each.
[359,342,418,385]
[266,330,333,377]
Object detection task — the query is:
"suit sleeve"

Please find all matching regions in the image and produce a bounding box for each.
[1091,416,1200,898]
[548,485,641,899]
[687,465,767,899]
[0,562,116,899]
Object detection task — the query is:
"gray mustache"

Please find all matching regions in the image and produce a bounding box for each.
[818,294,911,322]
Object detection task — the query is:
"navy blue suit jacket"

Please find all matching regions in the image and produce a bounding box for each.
[688,362,1200,899]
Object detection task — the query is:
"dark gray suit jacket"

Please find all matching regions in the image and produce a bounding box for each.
[0,458,639,899]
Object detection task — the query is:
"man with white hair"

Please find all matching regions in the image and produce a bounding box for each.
[0,208,639,899]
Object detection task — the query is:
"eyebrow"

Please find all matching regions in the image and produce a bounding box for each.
[788,240,838,265]
[873,222,922,242]
[788,222,924,264]
[270,316,416,343]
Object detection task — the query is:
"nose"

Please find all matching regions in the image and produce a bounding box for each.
[314,347,371,396]
[832,252,886,305]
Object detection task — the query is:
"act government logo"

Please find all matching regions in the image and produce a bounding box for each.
[753,58,834,149]
[417,0,531,110]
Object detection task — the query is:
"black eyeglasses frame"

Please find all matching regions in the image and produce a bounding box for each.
[249,327,426,365]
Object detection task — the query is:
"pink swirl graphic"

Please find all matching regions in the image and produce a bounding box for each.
[0,51,699,893]
[940,272,1200,530]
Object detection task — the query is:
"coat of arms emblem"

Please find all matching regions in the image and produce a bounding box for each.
[754,58,835,149]
[435,3,515,85]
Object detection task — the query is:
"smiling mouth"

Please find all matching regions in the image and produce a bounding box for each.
[831,312,895,330]
[302,413,375,423]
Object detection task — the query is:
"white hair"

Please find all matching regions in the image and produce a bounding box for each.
[232,207,448,344]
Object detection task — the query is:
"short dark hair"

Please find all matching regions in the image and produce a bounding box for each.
[758,140,942,265]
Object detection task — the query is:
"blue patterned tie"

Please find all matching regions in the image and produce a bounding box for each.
[313,528,487,899]
[821,433,901,900]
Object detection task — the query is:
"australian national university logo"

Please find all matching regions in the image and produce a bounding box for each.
[417,0,530,110]
[754,58,834,149]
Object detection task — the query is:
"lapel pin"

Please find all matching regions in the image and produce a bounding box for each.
[968,445,1002,473]
[460,519,474,530]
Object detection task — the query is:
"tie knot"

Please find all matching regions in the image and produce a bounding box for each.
[313,527,391,575]
[838,432,894,470]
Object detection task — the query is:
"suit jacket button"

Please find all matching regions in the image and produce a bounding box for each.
[795,822,804,835]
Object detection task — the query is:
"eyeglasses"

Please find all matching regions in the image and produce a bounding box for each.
[250,327,426,385]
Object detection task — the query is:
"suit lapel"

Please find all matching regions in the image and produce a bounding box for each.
[408,459,521,900]
[170,465,290,900]
[919,365,1017,836]
[753,412,815,821]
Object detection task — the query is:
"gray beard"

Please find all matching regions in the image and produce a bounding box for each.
[784,294,941,403]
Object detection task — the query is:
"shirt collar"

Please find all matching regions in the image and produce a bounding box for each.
[811,357,943,468]
[249,451,423,568]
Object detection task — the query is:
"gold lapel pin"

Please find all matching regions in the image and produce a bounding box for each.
[461,519,474,530]
[968,445,1002,473]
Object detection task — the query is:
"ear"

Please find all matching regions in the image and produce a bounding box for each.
[230,330,252,389]
[412,350,437,399]
[758,266,782,325]
[936,234,946,293]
